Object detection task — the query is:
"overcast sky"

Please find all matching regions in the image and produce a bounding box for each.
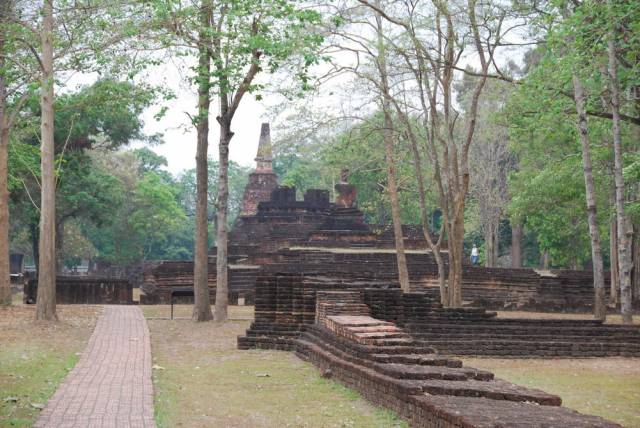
[137,60,269,175]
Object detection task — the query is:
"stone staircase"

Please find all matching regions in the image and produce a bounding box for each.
[293,291,619,427]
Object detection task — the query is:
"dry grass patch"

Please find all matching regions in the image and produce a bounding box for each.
[143,305,406,428]
[463,357,640,427]
[0,304,100,427]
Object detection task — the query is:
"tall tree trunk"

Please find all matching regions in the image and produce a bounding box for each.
[610,215,619,305]
[375,5,410,292]
[541,250,550,269]
[213,117,231,322]
[632,224,639,302]
[484,223,498,268]
[406,122,448,304]
[55,220,64,271]
[31,224,39,274]
[381,110,410,292]
[0,30,10,304]
[36,0,57,321]
[608,33,633,324]
[447,211,465,307]
[511,223,522,268]
[192,3,213,322]
[572,75,606,320]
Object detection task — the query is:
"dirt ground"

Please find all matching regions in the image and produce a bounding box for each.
[2,301,638,427]
[0,303,100,427]
[143,304,406,428]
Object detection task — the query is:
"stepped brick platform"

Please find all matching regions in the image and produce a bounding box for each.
[238,259,640,357]
[281,291,619,427]
[406,316,640,357]
[144,124,636,311]
[24,276,132,305]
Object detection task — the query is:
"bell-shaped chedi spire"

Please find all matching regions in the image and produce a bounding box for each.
[255,123,273,172]
[239,123,279,216]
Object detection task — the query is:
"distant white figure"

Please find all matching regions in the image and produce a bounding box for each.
[471,245,479,266]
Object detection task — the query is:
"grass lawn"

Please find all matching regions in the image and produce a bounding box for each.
[143,304,407,428]
[495,310,640,325]
[0,303,100,427]
[462,357,640,427]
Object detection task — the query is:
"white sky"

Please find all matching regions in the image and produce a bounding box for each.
[137,61,268,174]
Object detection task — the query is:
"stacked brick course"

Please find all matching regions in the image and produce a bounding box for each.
[285,289,620,427]
[24,276,132,304]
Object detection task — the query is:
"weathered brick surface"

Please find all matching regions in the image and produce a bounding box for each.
[34,306,155,428]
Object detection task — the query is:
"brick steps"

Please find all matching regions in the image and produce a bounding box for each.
[373,362,493,382]
[294,320,618,427]
[415,378,561,405]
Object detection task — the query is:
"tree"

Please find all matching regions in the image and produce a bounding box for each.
[150,0,322,322]
[358,0,512,306]
[572,74,606,319]
[36,0,57,320]
[193,0,213,321]
[374,2,410,291]
[508,0,639,319]
[8,0,160,319]
[463,78,515,268]
[0,0,33,304]
[608,14,633,324]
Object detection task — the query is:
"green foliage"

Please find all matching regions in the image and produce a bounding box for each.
[502,0,640,268]
[274,113,427,225]
[147,0,324,100]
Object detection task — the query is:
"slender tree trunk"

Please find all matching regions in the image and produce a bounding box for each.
[511,223,522,268]
[55,220,64,271]
[375,5,410,292]
[610,214,619,305]
[541,251,550,269]
[381,111,410,292]
[405,123,448,304]
[484,223,498,268]
[0,42,10,304]
[447,211,464,307]
[192,3,213,322]
[632,224,639,302]
[31,224,39,274]
[36,0,57,321]
[572,75,606,320]
[213,118,231,322]
[608,33,633,324]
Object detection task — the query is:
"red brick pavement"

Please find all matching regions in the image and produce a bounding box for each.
[34,306,155,428]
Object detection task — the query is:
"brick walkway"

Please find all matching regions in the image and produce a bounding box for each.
[35,306,155,428]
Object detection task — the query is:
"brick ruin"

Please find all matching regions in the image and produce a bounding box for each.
[140,123,635,426]
[142,123,618,312]
[239,280,626,426]
[24,276,133,305]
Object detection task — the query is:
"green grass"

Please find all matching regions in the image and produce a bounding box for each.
[0,305,99,428]
[463,358,640,427]
[146,305,407,428]
[0,347,79,427]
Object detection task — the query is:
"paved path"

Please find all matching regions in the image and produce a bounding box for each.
[35,306,155,428]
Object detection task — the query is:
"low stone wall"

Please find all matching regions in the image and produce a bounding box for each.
[244,287,619,427]
[238,263,640,358]
[140,260,258,304]
[24,276,132,304]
